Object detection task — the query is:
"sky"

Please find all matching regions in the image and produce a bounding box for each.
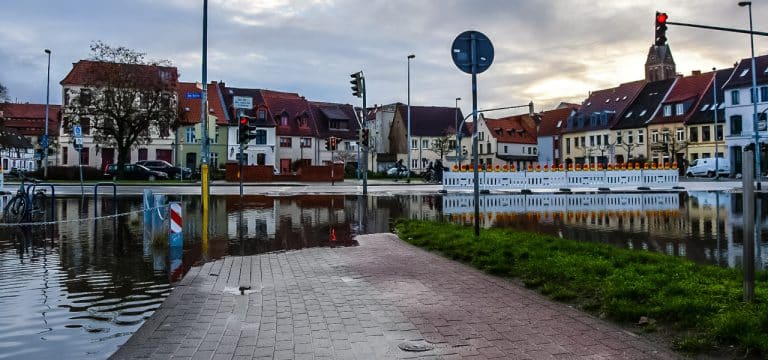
[1,0,765,118]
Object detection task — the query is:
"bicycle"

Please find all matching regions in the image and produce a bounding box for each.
[2,174,47,224]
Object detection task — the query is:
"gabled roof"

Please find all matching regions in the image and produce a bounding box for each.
[60,60,178,87]
[612,78,676,130]
[176,82,229,126]
[484,115,536,144]
[310,102,360,140]
[648,71,714,125]
[260,90,318,137]
[398,105,466,137]
[564,80,646,133]
[219,85,271,126]
[686,68,734,125]
[722,54,768,90]
[0,102,62,137]
[537,106,578,136]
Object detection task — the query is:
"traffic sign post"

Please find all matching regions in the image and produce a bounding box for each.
[452,30,494,237]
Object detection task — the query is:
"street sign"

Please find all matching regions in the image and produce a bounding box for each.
[185,92,202,99]
[233,96,253,109]
[75,137,83,146]
[42,134,48,149]
[73,125,82,138]
[451,30,494,74]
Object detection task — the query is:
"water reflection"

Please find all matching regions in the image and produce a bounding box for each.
[1,191,766,359]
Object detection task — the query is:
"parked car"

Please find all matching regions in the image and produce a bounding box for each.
[136,160,192,179]
[685,157,729,178]
[104,164,169,181]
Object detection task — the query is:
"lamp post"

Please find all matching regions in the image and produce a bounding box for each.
[44,49,51,179]
[455,97,461,165]
[739,1,761,187]
[713,67,720,179]
[406,54,415,183]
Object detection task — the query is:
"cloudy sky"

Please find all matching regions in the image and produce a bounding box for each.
[1,0,765,117]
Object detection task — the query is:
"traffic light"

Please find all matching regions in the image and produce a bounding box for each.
[350,71,364,98]
[655,11,668,46]
[238,116,249,144]
[361,129,370,147]
[330,136,337,151]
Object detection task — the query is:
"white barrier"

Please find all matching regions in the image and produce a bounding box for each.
[443,169,679,191]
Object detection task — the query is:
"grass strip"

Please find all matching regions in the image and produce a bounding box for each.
[395,219,768,356]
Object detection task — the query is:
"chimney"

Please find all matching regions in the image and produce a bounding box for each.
[691,70,701,76]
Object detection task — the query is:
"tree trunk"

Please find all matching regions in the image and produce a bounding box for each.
[116,145,131,179]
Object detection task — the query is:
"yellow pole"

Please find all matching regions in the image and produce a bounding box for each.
[201,163,209,259]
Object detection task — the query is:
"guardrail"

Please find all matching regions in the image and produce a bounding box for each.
[443,166,679,191]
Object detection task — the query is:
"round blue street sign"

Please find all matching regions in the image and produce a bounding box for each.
[451,30,494,74]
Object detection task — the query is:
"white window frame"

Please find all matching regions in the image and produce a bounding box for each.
[675,103,684,115]
[663,105,672,117]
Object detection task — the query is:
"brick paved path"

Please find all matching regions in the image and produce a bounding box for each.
[111,234,680,360]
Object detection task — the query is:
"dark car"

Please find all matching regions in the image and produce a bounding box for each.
[104,164,169,181]
[136,160,192,179]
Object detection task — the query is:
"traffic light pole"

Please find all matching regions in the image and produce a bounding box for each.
[665,21,768,37]
[362,85,368,195]
[238,111,244,200]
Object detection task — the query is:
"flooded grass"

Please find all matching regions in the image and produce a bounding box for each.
[395,219,768,357]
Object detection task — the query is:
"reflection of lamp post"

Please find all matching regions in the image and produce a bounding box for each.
[44,49,51,179]
[739,1,761,186]
[406,54,415,183]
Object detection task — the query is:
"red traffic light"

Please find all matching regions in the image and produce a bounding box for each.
[656,12,667,25]
[239,116,248,125]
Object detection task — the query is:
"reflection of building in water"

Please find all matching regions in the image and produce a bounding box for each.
[722,192,768,269]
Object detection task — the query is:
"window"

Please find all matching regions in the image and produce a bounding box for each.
[62,147,68,165]
[566,138,571,154]
[422,139,429,149]
[761,86,768,102]
[280,115,288,126]
[676,128,684,141]
[574,137,579,147]
[760,113,768,131]
[616,131,622,144]
[479,132,485,141]
[298,116,309,128]
[675,103,684,115]
[627,130,633,144]
[731,90,740,105]
[702,125,711,141]
[487,143,491,154]
[580,136,585,147]
[80,147,89,165]
[81,118,90,135]
[412,159,418,169]
[716,125,723,140]
[300,137,311,148]
[411,139,418,149]
[186,127,196,143]
[700,104,710,112]
[527,147,532,155]
[637,130,644,144]
[138,148,148,161]
[589,135,594,146]
[254,130,267,145]
[731,115,743,135]
[533,148,537,154]
[702,152,711,158]
[329,119,348,129]
[280,137,292,147]
[596,135,601,146]
[740,69,749,77]
[603,134,609,145]
[689,127,698,142]
[210,153,219,168]
[639,109,647,117]
[448,140,456,149]
[504,145,509,153]
[663,105,672,117]
[79,89,92,106]
[258,109,266,121]
[212,126,219,144]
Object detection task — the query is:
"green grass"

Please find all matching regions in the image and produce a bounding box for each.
[395,219,768,356]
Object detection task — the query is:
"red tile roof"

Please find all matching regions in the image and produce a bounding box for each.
[177,82,229,126]
[60,60,178,87]
[648,71,714,125]
[1,102,61,137]
[484,115,537,144]
[260,90,318,137]
[537,106,578,136]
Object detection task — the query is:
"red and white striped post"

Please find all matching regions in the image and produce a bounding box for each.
[169,202,183,247]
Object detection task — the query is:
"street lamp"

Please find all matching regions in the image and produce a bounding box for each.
[713,67,720,179]
[406,54,415,183]
[44,48,51,179]
[454,97,461,165]
[739,1,761,187]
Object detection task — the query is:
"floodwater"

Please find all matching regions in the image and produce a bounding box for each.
[0,191,765,359]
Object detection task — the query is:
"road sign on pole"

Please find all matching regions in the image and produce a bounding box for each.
[233,96,253,109]
[451,30,494,237]
[73,125,82,138]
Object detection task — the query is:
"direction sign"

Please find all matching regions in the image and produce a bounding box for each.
[451,30,494,74]
[185,92,202,99]
[233,96,253,109]
[73,125,82,138]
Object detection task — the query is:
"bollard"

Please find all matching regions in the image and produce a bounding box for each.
[743,147,755,303]
[169,202,183,247]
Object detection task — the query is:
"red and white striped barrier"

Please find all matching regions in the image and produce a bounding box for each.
[170,202,182,247]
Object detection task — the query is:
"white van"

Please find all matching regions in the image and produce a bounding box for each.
[685,157,729,178]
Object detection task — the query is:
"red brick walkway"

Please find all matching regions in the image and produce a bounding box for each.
[111,234,680,359]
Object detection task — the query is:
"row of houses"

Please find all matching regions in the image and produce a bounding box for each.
[1,38,767,177]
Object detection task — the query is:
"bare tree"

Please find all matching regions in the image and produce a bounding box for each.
[428,129,454,161]
[63,41,177,178]
[651,127,687,164]
[618,142,642,162]
[333,148,357,165]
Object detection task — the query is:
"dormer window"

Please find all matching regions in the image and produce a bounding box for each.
[740,68,749,77]
[675,103,685,115]
[663,105,672,117]
[280,114,288,126]
[298,116,309,128]
[700,104,709,112]
[258,109,266,121]
[625,111,633,118]
[639,109,647,117]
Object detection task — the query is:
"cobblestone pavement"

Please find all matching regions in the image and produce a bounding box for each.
[111,234,681,360]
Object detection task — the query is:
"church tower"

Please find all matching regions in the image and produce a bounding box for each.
[645,12,676,81]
